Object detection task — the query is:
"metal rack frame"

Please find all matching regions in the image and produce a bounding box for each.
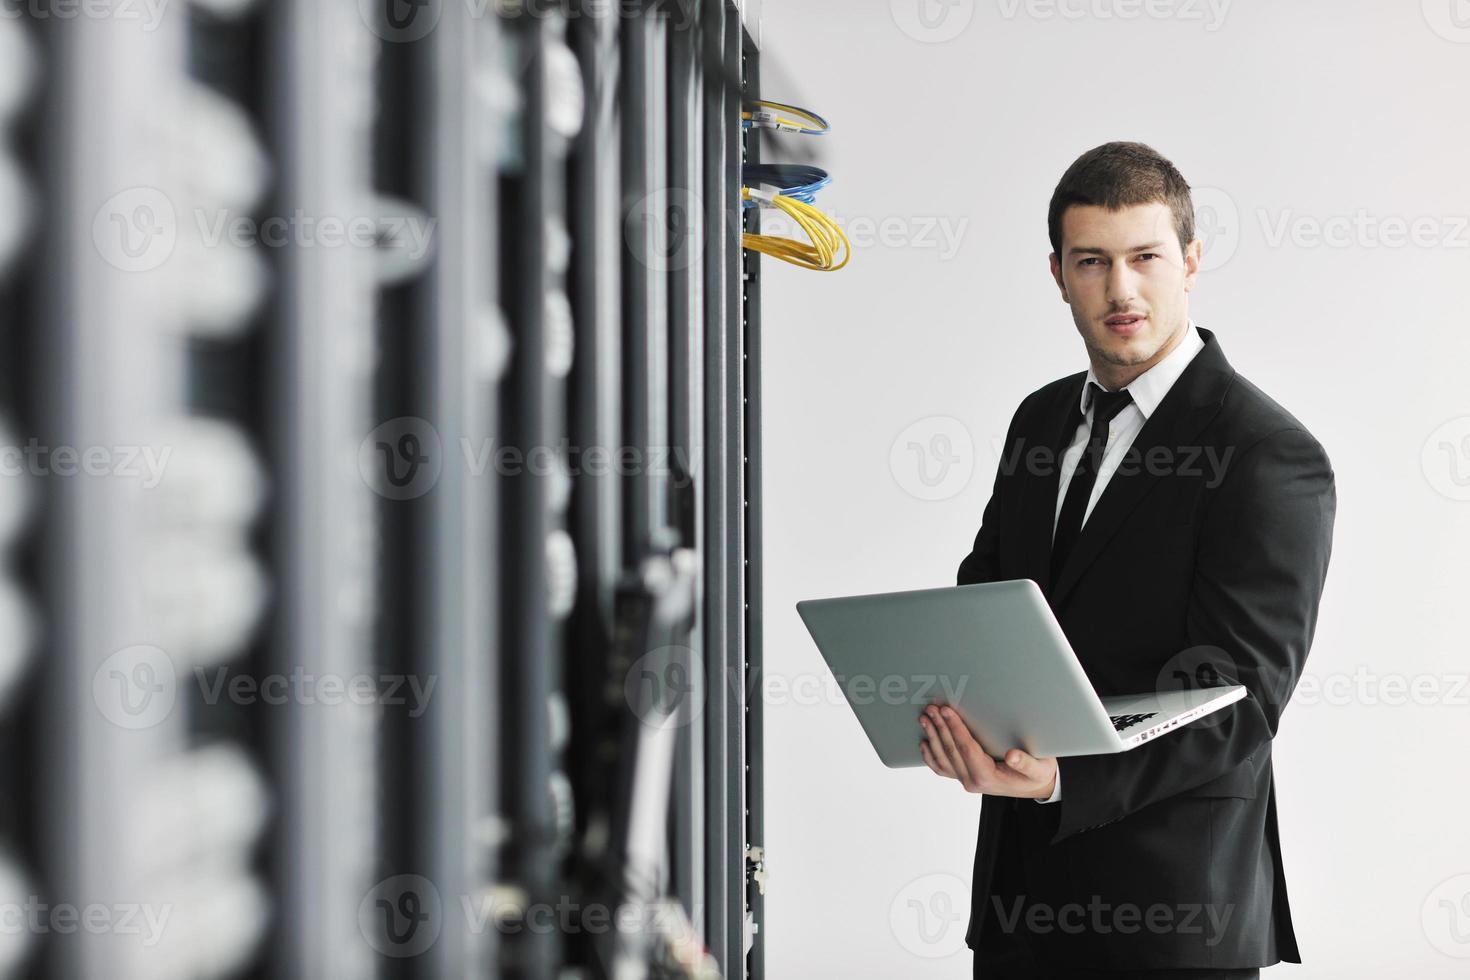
[13,2,770,977]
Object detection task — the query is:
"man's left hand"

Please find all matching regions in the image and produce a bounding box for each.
[919,703,1058,799]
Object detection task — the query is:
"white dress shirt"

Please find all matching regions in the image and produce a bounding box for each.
[1037,318,1206,805]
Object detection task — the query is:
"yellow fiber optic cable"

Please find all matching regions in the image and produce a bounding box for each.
[740,187,850,272]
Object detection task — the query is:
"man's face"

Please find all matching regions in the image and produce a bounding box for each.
[1048,202,1202,386]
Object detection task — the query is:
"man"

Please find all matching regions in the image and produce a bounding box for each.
[917,142,1336,979]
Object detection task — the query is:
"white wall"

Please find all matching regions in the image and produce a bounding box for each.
[754,1,1470,976]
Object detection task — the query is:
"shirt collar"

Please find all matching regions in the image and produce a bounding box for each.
[1080,318,1205,420]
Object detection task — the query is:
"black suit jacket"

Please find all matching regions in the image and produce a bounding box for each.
[957,326,1336,971]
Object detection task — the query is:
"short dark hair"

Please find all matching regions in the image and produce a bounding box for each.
[1047,142,1195,259]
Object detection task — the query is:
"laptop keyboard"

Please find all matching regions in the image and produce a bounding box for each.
[1109,712,1158,732]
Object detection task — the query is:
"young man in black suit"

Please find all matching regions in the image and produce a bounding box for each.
[916,142,1336,979]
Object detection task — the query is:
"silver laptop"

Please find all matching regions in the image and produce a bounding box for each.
[795,579,1247,767]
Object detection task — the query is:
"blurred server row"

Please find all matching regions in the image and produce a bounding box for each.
[0,1,765,978]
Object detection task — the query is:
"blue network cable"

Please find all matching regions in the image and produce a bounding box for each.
[741,100,831,136]
[741,164,831,209]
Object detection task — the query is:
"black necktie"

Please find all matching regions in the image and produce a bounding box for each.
[1050,382,1134,582]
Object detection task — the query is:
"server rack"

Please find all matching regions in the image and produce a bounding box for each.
[413,7,506,980]
[1,13,42,980]
[268,3,384,977]
[739,29,766,980]
[36,5,277,979]
[663,0,708,952]
[3,1,771,977]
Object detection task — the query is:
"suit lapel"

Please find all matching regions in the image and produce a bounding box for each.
[1035,327,1235,607]
[1016,376,1087,596]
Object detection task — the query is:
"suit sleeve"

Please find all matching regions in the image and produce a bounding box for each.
[957,399,1028,587]
[1049,426,1337,842]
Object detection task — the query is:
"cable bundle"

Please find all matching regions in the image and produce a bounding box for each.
[739,100,848,272]
[740,164,831,207]
[740,100,830,136]
[741,186,850,272]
